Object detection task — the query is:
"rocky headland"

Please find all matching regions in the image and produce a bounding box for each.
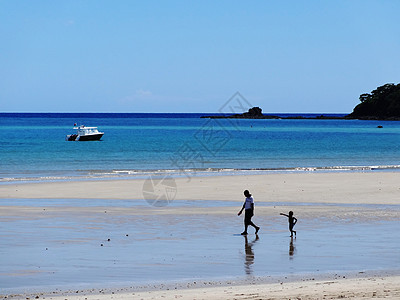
[202,83,400,120]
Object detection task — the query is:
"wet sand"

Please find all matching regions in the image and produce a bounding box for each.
[1,172,400,299]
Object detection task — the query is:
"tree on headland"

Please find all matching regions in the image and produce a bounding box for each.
[347,83,400,120]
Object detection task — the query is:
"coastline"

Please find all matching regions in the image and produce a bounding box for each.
[2,164,400,184]
[1,171,399,299]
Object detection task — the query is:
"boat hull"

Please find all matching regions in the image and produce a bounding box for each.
[76,133,104,141]
[66,133,104,141]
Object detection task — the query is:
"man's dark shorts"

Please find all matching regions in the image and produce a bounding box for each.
[244,209,254,225]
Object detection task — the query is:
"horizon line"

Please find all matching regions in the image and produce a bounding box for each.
[0,111,350,114]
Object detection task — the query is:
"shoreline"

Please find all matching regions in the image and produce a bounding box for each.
[3,272,400,299]
[2,164,400,184]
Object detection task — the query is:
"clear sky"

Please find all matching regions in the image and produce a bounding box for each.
[1,1,399,113]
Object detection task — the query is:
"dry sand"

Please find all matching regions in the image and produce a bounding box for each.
[1,171,400,204]
[1,172,400,299]
[126,276,400,300]
[4,275,400,299]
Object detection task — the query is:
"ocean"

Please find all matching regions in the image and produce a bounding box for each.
[1,112,400,182]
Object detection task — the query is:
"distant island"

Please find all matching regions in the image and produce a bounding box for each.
[201,107,342,120]
[347,83,400,120]
[202,83,400,120]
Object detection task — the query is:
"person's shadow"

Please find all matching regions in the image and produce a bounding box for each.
[289,236,296,259]
[244,235,259,275]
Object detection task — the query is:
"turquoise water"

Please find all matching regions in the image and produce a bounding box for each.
[1,113,400,181]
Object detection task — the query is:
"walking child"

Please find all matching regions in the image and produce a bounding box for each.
[238,190,260,235]
[280,211,297,237]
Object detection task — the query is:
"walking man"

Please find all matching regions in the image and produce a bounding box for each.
[238,190,260,235]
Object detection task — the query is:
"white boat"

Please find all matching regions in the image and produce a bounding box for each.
[66,125,104,141]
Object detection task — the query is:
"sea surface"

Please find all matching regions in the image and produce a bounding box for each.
[1,113,400,182]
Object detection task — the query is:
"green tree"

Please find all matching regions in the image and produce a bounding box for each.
[347,83,400,119]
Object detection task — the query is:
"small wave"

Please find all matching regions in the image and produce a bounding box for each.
[293,165,400,172]
[91,165,400,176]
[2,165,400,184]
[0,176,77,183]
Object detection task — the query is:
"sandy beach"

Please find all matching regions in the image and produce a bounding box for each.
[2,171,400,203]
[1,172,400,299]
[2,273,399,300]
[15,274,400,300]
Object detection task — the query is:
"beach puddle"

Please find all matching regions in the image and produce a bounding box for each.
[0,198,399,293]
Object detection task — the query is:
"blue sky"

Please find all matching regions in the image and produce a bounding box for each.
[1,1,399,113]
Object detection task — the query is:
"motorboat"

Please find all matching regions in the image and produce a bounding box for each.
[66,125,104,141]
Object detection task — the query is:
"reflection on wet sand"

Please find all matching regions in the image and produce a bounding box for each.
[289,236,296,259]
[1,195,399,293]
[244,235,259,275]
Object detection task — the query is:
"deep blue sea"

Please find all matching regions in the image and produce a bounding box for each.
[1,113,400,182]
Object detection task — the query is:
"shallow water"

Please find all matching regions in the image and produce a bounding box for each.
[1,198,399,293]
